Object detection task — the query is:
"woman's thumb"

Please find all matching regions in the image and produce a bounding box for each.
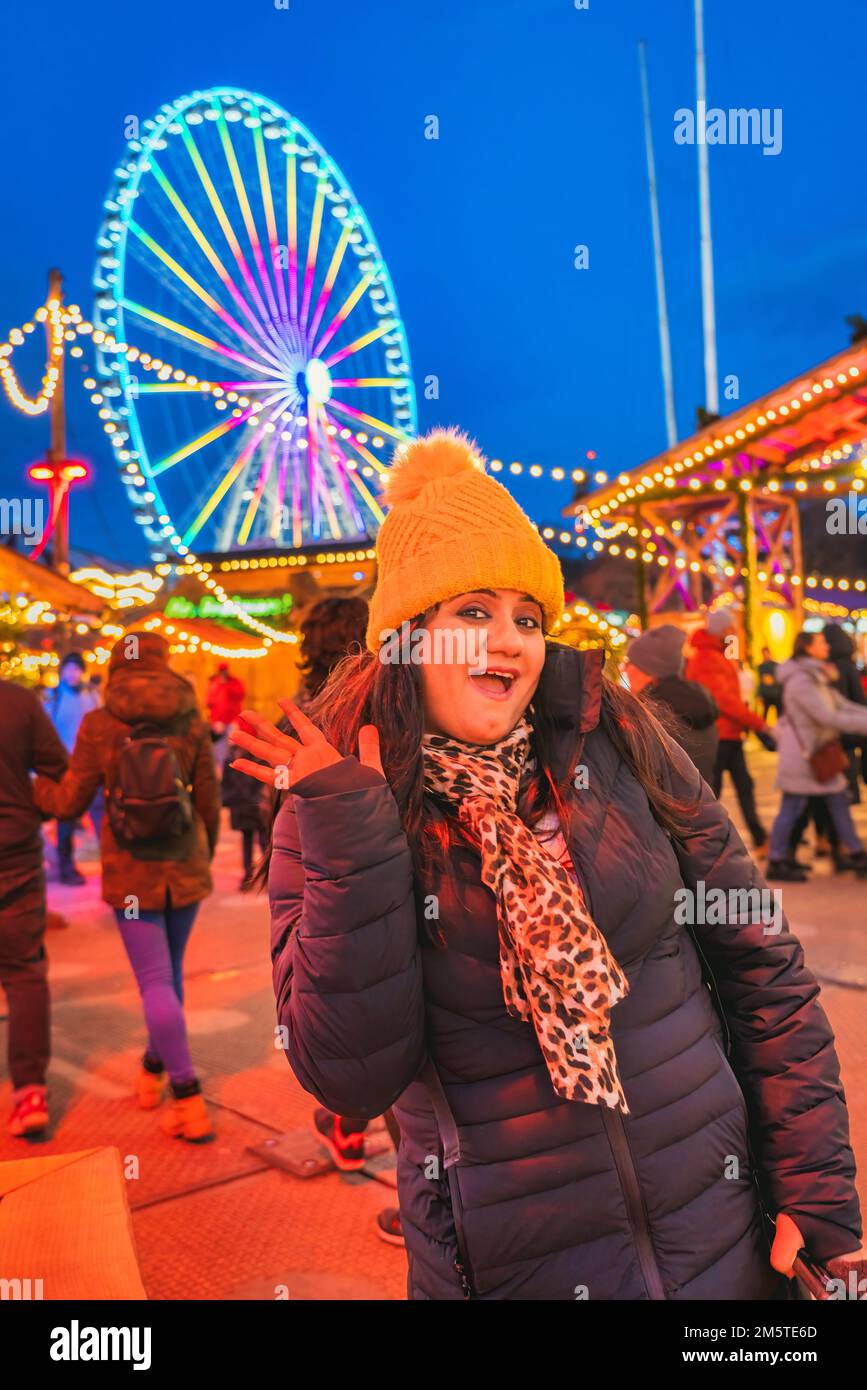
[357,724,384,777]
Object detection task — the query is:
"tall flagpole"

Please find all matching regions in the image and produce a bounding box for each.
[638,40,677,448]
[694,0,719,416]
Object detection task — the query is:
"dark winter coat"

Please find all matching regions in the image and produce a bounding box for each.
[645,674,719,784]
[269,643,861,1300]
[222,744,269,832]
[823,627,867,754]
[33,665,220,910]
[0,680,68,870]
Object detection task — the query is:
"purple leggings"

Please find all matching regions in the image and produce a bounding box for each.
[114,900,199,1085]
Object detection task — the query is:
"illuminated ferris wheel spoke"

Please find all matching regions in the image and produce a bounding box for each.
[127,218,283,371]
[150,160,280,359]
[299,176,327,330]
[320,426,374,533]
[327,395,408,441]
[178,117,276,341]
[323,319,396,369]
[212,105,282,327]
[306,221,353,346]
[121,298,274,376]
[311,404,365,533]
[251,118,289,324]
[331,377,406,389]
[151,407,257,476]
[183,410,279,545]
[285,148,299,324]
[312,272,375,357]
[343,460,386,524]
[237,430,282,545]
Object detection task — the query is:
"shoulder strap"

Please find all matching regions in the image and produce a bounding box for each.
[416,1056,461,1168]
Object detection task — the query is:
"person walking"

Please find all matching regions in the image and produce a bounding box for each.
[767,629,867,882]
[0,680,68,1136]
[221,738,269,889]
[757,648,782,722]
[623,624,719,783]
[206,662,245,773]
[686,612,776,856]
[823,623,866,803]
[33,633,221,1141]
[45,652,101,885]
[233,429,861,1300]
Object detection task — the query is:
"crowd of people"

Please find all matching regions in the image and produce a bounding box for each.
[0,427,864,1298]
[624,612,867,881]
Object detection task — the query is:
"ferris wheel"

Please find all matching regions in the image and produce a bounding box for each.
[92,87,416,563]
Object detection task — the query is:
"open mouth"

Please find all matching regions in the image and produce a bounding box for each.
[469,668,518,699]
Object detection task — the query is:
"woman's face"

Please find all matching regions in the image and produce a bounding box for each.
[420,589,546,744]
[808,632,830,661]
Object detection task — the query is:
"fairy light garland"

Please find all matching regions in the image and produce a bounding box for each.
[140,612,268,660]
[0,298,67,415]
[582,365,865,525]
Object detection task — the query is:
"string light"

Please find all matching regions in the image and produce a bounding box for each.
[0,297,66,415]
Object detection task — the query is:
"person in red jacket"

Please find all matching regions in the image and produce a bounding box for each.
[206,663,245,771]
[686,611,776,854]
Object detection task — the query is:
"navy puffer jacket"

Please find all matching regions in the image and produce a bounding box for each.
[269,644,861,1300]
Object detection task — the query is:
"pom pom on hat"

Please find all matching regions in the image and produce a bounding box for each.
[365,427,565,650]
[381,428,485,507]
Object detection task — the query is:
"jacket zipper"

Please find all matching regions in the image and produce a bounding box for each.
[446,1164,476,1299]
[601,1107,666,1300]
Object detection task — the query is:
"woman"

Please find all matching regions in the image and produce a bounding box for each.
[235,430,861,1300]
[823,622,866,803]
[34,633,220,1141]
[768,629,867,882]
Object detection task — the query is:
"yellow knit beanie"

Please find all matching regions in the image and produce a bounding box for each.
[366,428,565,651]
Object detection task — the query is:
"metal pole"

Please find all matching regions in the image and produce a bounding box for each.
[638,40,677,448]
[694,0,719,416]
[45,267,69,573]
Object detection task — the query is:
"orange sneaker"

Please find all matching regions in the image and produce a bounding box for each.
[136,1065,165,1109]
[161,1091,214,1143]
[8,1085,49,1138]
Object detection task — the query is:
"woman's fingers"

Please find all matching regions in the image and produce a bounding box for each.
[357,724,384,776]
[277,698,324,746]
[769,1212,804,1277]
[229,758,277,787]
[239,709,300,751]
[231,729,296,769]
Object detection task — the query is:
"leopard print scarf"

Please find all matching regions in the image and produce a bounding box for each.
[422,717,630,1112]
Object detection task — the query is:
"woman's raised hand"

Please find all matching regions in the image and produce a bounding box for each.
[230,698,384,788]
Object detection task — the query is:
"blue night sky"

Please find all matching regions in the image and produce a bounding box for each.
[2,0,865,565]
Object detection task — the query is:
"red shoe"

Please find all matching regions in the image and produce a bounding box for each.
[311,1108,367,1171]
[8,1085,49,1138]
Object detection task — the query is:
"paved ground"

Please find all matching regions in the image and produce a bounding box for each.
[1,744,865,1300]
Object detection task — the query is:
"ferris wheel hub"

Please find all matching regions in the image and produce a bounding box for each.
[301,357,332,404]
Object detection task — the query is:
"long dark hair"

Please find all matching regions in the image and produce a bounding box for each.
[252,638,694,896]
[792,630,820,661]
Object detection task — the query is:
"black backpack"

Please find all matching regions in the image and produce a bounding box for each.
[107,722,194,846]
